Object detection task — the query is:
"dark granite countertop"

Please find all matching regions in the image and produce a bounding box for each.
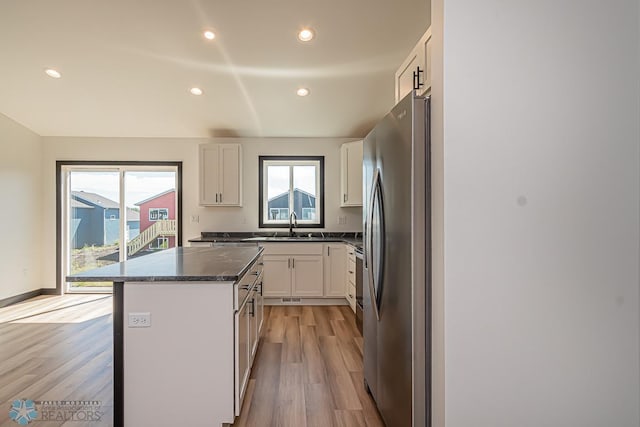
[66,246,263,283]
[189,232,362,250]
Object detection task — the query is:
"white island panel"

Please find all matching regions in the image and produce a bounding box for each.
[123,282,235,427]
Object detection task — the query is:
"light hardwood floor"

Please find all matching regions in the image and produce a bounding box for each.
[0,296,383,427]
[0,295,113,427]
[235,305,384,427]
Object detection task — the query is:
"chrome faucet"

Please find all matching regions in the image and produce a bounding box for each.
[289,211,298,237]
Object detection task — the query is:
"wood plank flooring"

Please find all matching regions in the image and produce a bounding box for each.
[234,305,384,427]
[0,295,113,427]
[0,296,383,427]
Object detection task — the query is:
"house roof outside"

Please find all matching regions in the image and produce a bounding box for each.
[71,191,119,209]
[268,187,316,203]
[126,208,140,222]
[71,191,141,221]
[70,199,94,209]
[134,189,175,206]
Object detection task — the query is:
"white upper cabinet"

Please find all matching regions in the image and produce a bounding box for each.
[340,140,363,207]
[199,143,242,206]
[395,27,432,102]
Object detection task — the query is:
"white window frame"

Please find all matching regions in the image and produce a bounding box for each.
[301,207,315,220]
[261,159,322,227]
[269,207,289,221]
[149,208,169,221]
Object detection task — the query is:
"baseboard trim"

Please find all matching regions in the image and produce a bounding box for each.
[265,297,349,306]
[0,289,42,308]
[0,288,61,308]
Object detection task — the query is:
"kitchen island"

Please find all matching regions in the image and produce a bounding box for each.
[67,246,264,427]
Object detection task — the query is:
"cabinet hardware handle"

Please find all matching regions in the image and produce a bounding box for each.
[215,193,218,203]
[288,258,291,269]
[292,259,295,268]
[249,299,255,316]
[413,66,425,90]
[328,247,330,256]
[343,194,347,203]
[349,271,354,274]
[219,193,223,203]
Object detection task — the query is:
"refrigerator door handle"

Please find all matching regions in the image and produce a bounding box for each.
[366,168,385,321]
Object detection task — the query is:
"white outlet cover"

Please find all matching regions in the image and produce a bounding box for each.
[128,312,151,328]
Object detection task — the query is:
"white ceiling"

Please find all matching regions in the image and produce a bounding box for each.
[0,0,429,138]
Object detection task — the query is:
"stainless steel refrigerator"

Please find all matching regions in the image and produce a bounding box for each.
[363,91,431,427]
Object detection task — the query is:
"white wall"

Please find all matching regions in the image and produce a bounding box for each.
[0,113,43,301]
[436,1,640,426]
[41,137,363,289]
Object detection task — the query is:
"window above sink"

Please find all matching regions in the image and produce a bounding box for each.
[258,156,325,228]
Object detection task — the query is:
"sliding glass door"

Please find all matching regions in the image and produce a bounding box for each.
[124,171,178,260]
[61,163,180,293]
[66,170,120,291]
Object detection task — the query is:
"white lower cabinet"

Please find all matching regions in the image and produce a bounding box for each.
[235,302,250,415]
[263,255,292,297]
[262,244,324,298]
[263,255,324,297]
[346,246,357,312]
[249,294,259,360]
[291,256,324,297]
[324,244,347,297]
[255,279,264,349]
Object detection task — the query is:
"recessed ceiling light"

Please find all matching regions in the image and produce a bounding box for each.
[298,28,315,42]
[296,87,310,97]
[203,30,216,40]
[45,68,61,79]
[190,87,203,96]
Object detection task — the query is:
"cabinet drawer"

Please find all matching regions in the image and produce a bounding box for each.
[261,243,323,256]
[347,259,356,285]
[346,283,356,312]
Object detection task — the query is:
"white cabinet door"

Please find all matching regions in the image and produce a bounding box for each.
[346,282,356,312]
[340,141,363,207]
[199,143,242,206]
[291,256,324,297]
[395,48,424,103]
[200,144,220,205]
[235,304,250,415]
[256,282,264,334]
[249,294,258,360]
[324,244,347,297]
[219,144,241,206]
[422,29,432,96]
[395,27,432,102]
[262,255,291,297]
